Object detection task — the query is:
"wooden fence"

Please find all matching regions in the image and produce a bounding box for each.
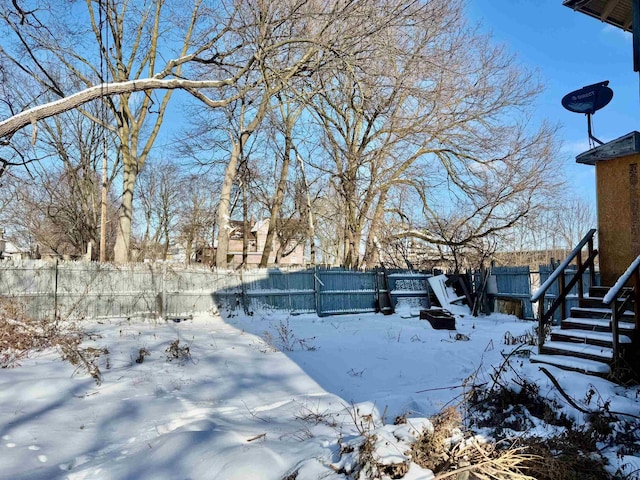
[0,259,595,320]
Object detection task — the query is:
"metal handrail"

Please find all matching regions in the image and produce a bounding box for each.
[602,254,640,361]
[531,229,598,350]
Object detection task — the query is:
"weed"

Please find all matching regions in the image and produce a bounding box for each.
[165,339,191,362]
[135,347,150,364]
[262,318,316,352]
[293,401,339,428]
[504,329,537,346]
[0,298,104,384]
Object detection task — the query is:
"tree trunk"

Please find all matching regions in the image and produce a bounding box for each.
[297,154,316,266]
[259,136,292,268]
[362,190,388,269]
[241,162,249,269]
[114,162,137,264]
[342,178,359,268]
[216,140,241,268]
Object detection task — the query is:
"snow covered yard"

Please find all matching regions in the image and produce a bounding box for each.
[0,309,639,479]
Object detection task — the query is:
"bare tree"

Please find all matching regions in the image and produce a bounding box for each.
[307,0,561,269]
[0,0,563,272]
[2,102,119,259]
[0,0,253,262]
[136,158,184,261]
[177,173,219,265]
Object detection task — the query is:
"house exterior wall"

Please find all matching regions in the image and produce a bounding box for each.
[226,221,305,267]
[595,152,640,285]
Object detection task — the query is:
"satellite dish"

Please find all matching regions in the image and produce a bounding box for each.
[561,81,613,146]
[561,81,613,114]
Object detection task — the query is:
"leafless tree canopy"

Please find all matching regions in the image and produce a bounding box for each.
[0,0,571,267]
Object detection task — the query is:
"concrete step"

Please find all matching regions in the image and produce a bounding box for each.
[561,316,637,335]
[530,353,611,375]
[550,327,632,348]
[540,341,613,362]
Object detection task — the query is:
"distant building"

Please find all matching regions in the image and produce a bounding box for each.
[0,239,31,260]
[196,219,305,267]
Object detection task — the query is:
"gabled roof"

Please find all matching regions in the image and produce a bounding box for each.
[228,220,257,241]
[563,0,634,31]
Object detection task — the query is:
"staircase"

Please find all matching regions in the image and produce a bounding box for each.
[529,230,640,381]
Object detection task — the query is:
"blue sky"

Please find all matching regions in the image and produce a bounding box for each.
[467,0,640,205]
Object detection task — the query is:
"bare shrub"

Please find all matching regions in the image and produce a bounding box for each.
[410,407,462,471]
[411,407,538,479]
[0,300,53,367]
[135,348,150,364]
[518,435,608,480]
[293,401,339,428]
[60,343,106,384]
[262,318,316,352]
[165,339,191,362]
[0,298,104,383]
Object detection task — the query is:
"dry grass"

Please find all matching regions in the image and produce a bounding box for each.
[1,301,54,366]
[357,434,410,480]
[0,298,103,383]
[410,407,538,480]
[518,435,609,480]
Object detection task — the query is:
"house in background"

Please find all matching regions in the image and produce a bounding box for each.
[196,219,306,267]
[0,229,31,260]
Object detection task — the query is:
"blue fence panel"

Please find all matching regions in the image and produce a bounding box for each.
[490,266,533,319]
[316,270,377,316]
[242,269,316,314]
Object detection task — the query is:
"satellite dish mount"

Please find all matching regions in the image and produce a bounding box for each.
[561,81,614,148]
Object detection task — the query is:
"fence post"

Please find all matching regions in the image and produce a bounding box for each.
[240,268,249,314]
[53,259,59,322]
[314,266,320,316]
[374,267,380,313]
[162,262,167,320]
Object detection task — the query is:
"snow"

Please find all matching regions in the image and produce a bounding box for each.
[1,309,639,479]
[564,315,636,330]
[530,353,611,374]
[550,327,632,344]
[542,340,613,359]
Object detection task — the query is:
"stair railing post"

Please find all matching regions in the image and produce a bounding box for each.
[559,269,567,321]
[577,249,584,302]
[634,268,640,332]
[537,296,545,351]
[611,299,620,361]
[588,236,596,290]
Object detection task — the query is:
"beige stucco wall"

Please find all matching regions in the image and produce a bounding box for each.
[595,153,640,285]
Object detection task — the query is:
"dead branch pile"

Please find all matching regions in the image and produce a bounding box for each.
[411,407,538,480]
[0,298,103,383]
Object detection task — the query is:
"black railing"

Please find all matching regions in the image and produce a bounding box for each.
[602,254,640,360]
[531,229,598,350]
